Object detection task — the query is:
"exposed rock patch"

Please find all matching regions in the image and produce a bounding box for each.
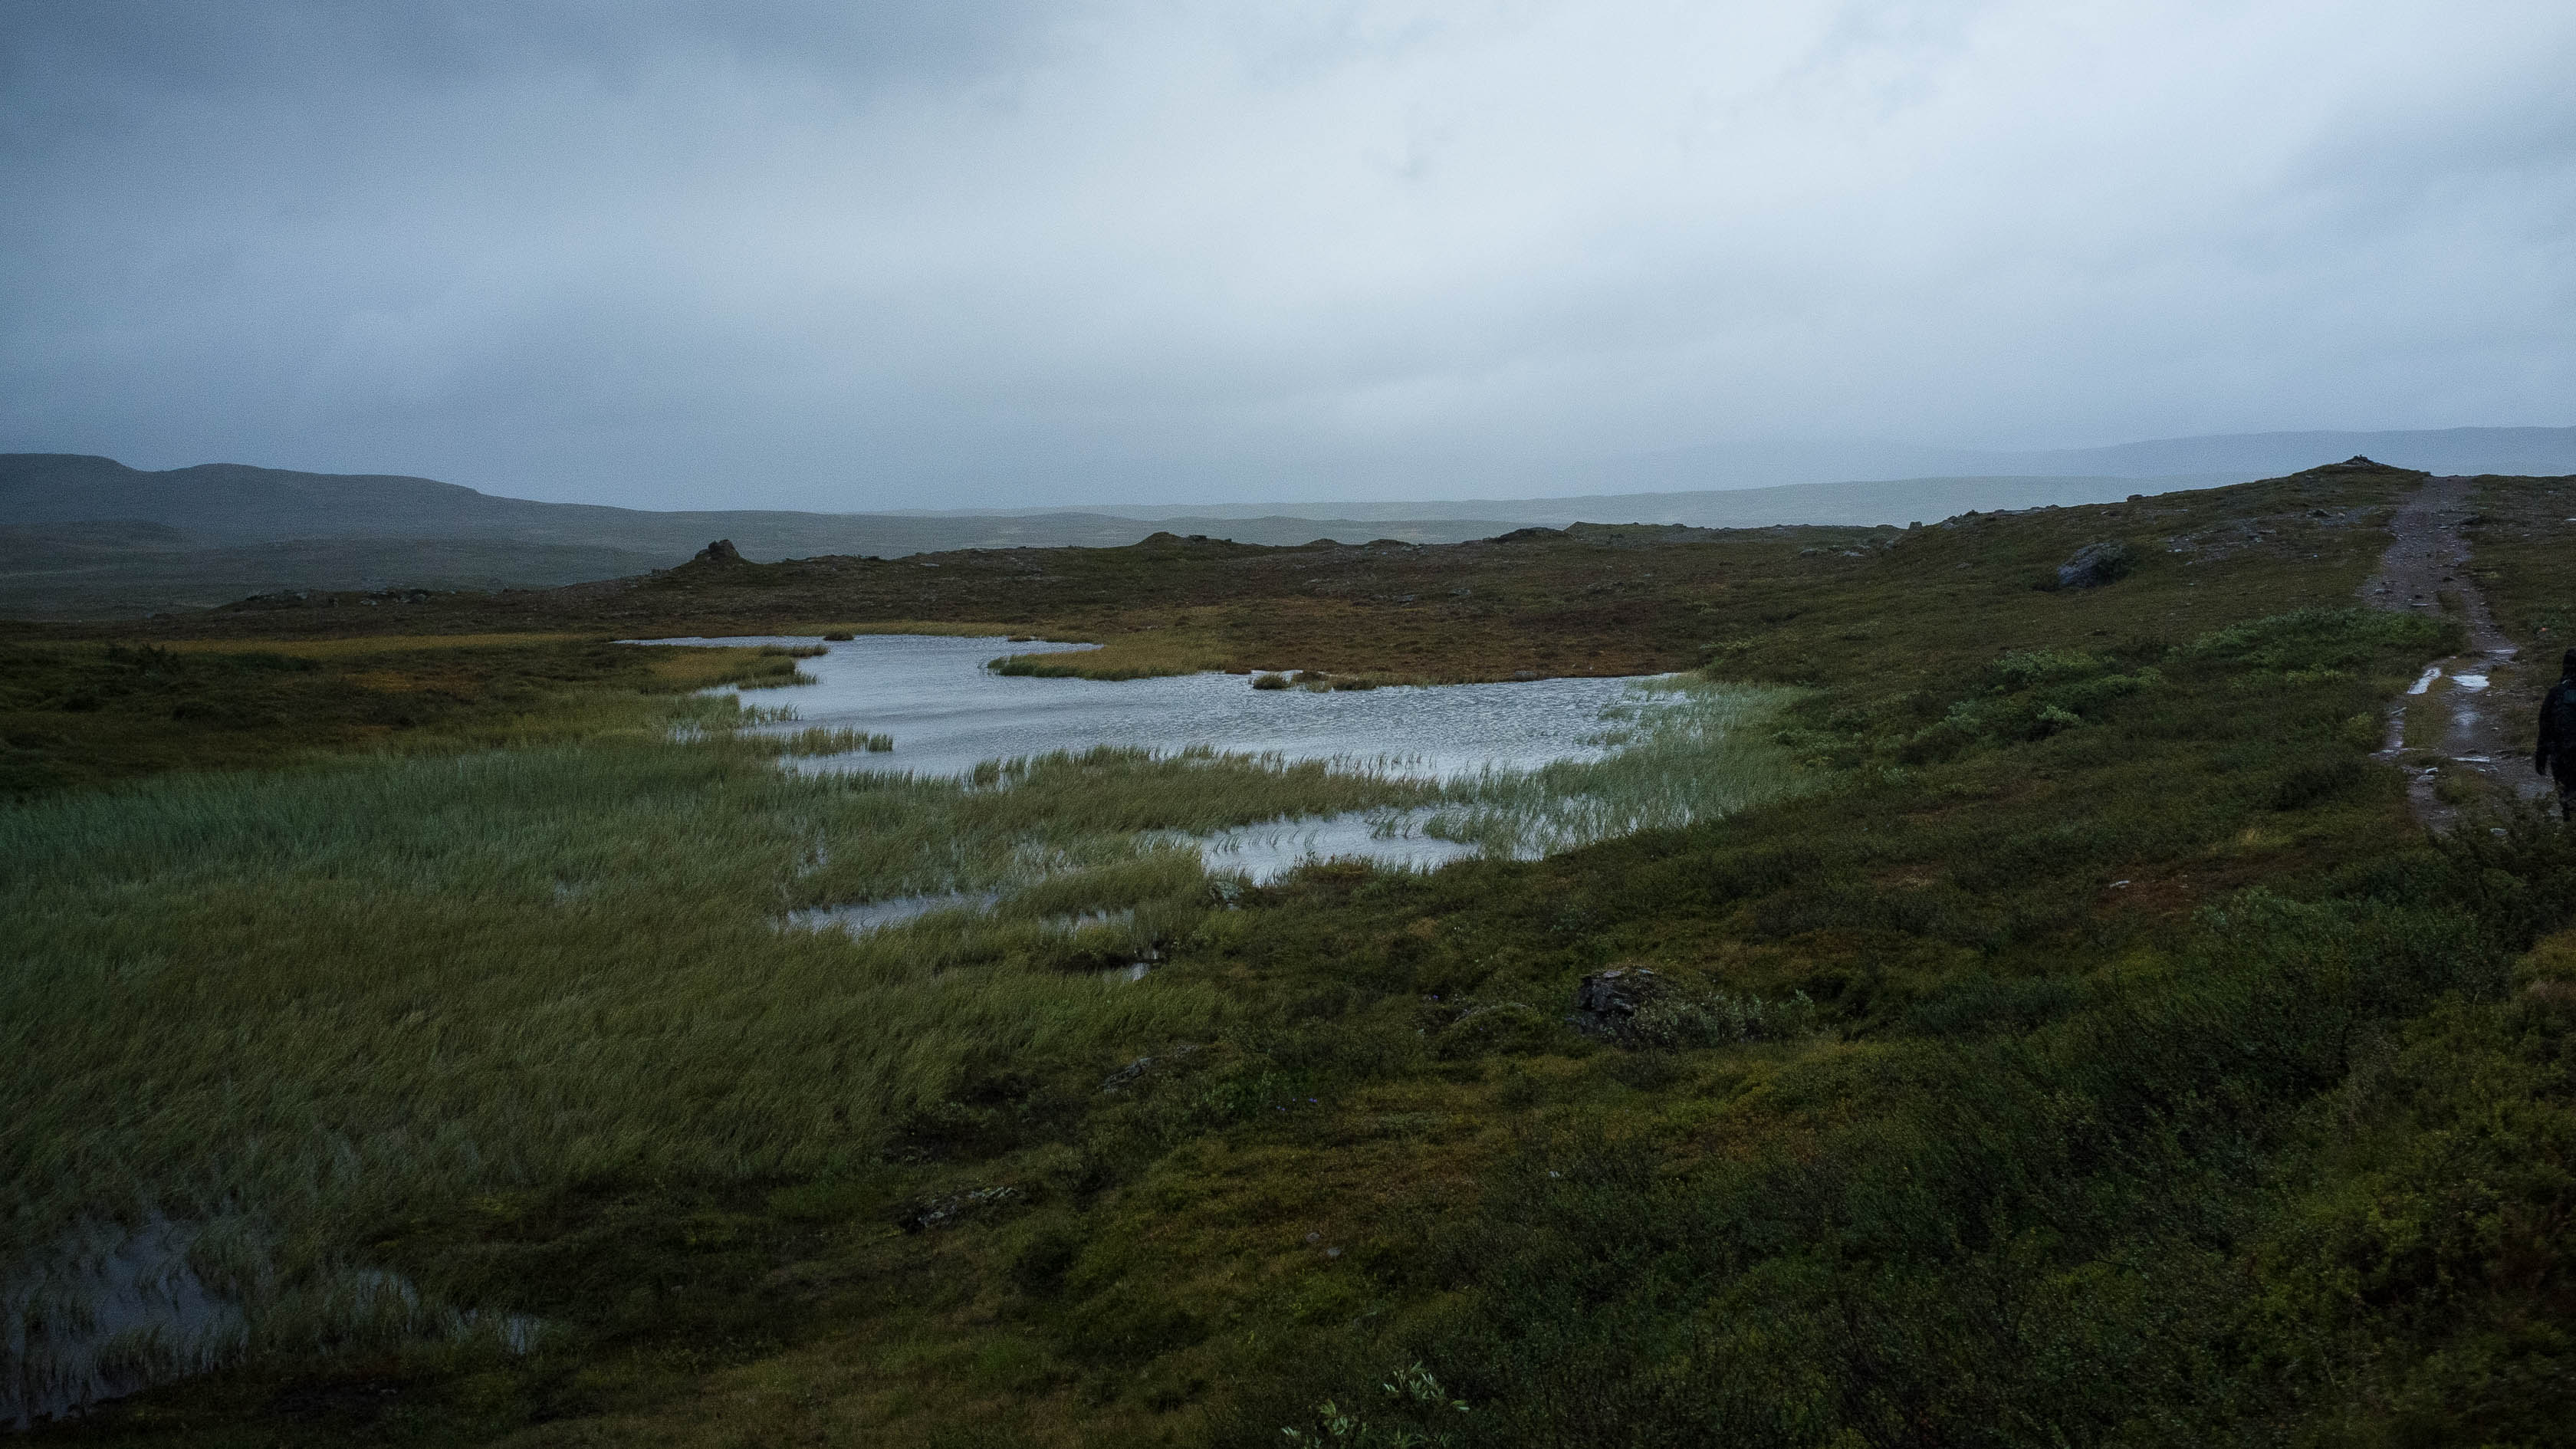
[893,1185,1018,1234]
[1568,966,1669,1041]
[1100,1043,1202,1092]
[2052,540,2134,590]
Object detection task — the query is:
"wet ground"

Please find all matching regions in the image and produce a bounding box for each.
[5,1228,540,1431]
[4,1220,241,1431]
[783,810,1489,938]
[1171,808,1484,881]
[2364,475,2555,830]
[730,635,1663,933]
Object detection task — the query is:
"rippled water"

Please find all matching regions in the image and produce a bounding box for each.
[648,635,1658,780]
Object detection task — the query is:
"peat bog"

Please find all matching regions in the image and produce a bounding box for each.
[6,461,2576,1445]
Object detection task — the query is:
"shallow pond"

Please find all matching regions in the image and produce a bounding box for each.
[648,635,1658,781]
[645,636,1794,935]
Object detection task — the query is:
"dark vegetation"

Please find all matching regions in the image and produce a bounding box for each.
[0,455,1525,617]
[22,467,2437,686]
[2453,472,2576,648]
[0,637,807,794]
[0,526,681,620]
[8,462,2576,1445]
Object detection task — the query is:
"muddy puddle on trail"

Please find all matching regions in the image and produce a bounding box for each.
[2364,475,2556,828]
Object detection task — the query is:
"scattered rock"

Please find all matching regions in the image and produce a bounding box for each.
[1100,1043,1201,1092]
[2307,455,2401,475]
[693,539,744,565]
[2052,540,2135,590]
[1568,967,1670,1040]
[894,1185,1018,1234]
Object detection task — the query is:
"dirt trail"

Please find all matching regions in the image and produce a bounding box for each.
[2364,474,2552,830]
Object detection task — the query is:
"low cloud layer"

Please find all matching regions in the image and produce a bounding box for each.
[4,1,2571,509]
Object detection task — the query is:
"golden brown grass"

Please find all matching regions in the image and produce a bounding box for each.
[156,632,592,658]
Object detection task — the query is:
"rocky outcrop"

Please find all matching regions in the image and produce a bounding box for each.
[692,538,744,565]
[1569,967,1669,1040]
[2052,540,2134,590]
[1100,1042,1201,1092]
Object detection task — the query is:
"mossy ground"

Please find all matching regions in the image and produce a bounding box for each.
[0,636,813,794]
[8,463,2576,1446]
[14,472,2424,685]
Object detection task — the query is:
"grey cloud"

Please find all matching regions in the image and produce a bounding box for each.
[2,1,2572,511]
[0,2,1044,97]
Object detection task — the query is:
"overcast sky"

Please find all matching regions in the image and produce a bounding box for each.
[3,1,2572,510]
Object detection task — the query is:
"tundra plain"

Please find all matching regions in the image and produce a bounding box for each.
[5,461,2576,1446]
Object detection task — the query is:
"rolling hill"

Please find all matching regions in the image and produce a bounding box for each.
[8,425,2568,617]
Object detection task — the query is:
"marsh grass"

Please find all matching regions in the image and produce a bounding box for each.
[0,736,1289,1403]
[1424,678,1814,854]
[1,649,1802,1422]
[17,467,2576,1445]
[788,619,1068,640]
[157,633,591,658]
[771,726,895,754]
[986,632,1228,681]
[0,637,808,794]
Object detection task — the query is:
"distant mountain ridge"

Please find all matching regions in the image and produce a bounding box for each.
[0,454,1517,560]
[8,425,2571,618]
[987,425,2576,520]
[1055,475,2250,528]
[1991,425,2576,479]
[0,454,1524,617]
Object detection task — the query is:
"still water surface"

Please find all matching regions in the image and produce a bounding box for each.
[652,634,1655,781]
